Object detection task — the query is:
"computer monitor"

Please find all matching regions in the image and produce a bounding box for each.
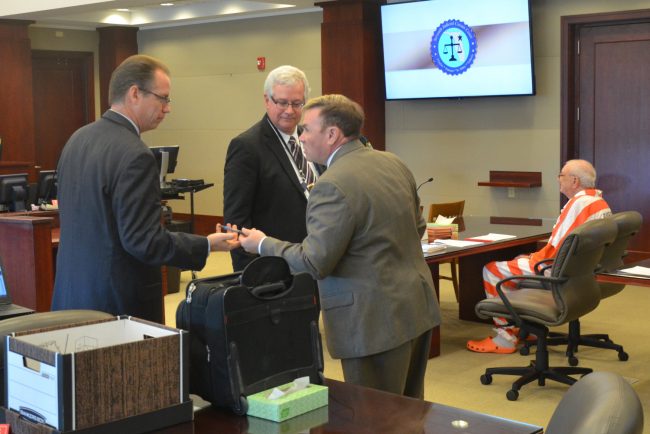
[150,146,179,187]
[35,170,57,204]
[0,173,29,212]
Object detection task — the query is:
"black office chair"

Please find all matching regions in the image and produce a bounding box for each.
[475,218,617,400]
[546,371,644,434]
[0,310,114,409]
[521,211,643,366]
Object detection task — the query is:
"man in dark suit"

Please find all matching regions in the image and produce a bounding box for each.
[240,94,440,398]
[223,65,318,271]
[52,55,238,323]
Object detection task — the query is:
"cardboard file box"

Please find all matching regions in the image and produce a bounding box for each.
[4,316,192,433]
[247,383,328,422]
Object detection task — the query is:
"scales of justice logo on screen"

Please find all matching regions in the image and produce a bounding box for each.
[430,19,477,75]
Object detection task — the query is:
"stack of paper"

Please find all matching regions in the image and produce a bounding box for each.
[619,266,650,277]
[464,233,516,242]
[422,243,447,254]
[435,239,483,247]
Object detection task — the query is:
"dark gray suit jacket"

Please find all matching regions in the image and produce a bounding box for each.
[52,110,208,322]
[224,114,309,271]
[261,140,440,359]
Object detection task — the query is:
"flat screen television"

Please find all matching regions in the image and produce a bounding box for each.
[380,0,535,100]
[0,173,28,212]
[150,145,179,187]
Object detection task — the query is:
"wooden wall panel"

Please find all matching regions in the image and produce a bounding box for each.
[317,1,386,150]
[97,27,139,112]
[0,216,55,312]
[0,20,36,164]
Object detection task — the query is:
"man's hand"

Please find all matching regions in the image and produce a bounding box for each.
[239,228,267,254]
[208,224,241,251]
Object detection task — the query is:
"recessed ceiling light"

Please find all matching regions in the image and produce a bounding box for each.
[160,2,174,5]
[117,8,130,12]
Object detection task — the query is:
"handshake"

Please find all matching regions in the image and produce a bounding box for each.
[207,224,268,254]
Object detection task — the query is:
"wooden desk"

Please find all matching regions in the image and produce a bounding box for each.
[598,258,650,287]
[158,379,543,434]
[0,211,59,312]
[425,216,554,357]
[0,162,36,180]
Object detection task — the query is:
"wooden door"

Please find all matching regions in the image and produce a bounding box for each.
[562,10,650,254]
[31,50,94,171]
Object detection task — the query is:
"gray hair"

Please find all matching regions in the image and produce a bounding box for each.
[565,159,596,188]
[263,65,310,100]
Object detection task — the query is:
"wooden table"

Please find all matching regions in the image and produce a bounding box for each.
[158,379,543,434]
[425,216,555,357]
[598,258,650,287]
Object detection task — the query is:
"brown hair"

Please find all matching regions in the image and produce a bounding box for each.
[303,94,364,138]
[108,54,170,105]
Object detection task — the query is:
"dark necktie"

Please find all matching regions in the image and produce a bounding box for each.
[288,136,315,187]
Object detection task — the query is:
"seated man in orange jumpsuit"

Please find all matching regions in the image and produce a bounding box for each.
[467,159,611,353]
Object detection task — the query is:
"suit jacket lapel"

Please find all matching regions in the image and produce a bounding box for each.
[261,114,307,199]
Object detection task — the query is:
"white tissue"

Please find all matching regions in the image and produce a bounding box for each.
[435,215,456,224]
[267,376,310,400]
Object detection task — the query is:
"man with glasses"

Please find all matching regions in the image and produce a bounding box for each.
[224,65,319,271]
[467,159,611,353]
[52,55,239,323]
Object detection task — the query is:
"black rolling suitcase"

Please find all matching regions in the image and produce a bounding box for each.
[176,257,324,415]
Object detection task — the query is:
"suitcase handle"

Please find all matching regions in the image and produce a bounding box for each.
[249,282,291,299]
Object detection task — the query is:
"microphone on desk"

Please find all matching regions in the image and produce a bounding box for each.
[416,177,434,192]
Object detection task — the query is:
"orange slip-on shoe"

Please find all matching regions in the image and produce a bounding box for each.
[467,337,516,354]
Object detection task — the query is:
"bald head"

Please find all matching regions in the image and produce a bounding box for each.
[564,159,596,188]
[559,159,596,198]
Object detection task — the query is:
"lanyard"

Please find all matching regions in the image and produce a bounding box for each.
[267,118,311,197]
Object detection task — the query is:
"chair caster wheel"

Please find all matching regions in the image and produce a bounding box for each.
[480,374,492,385]
[519,346,530,356]
[506,389,519,401]
[618,351,629,361]
[568,356,579,366]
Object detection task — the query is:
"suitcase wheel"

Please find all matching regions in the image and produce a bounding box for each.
[234,395,248,416]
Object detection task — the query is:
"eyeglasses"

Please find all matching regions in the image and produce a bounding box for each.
[558,173,576,179]
[139,88,172,105]
[270,96,305,110]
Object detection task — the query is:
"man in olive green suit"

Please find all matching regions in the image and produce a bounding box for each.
[240,94,440,398]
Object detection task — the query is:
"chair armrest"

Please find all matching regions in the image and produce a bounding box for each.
[533,258,553,274]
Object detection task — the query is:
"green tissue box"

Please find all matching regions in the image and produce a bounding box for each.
[247,382,328,422]
[247,406,329,434]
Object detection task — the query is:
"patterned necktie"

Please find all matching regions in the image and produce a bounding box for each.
[288,136,315,187]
